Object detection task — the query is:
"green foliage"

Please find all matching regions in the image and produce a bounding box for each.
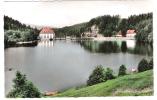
[135,18,153,43]
[4,15,39,32]
[55,13,152,39]
[138,59,149,72]
[104,68,115,80]
[87,65,115,86]
[4,16,39,48]
[118,65,127,76]
[55,22,88,37]
[55,70,153,97]
[117,19,128,37]
[149,58,153,69]
[4,29,39,48]
[55,15,120,37]
[89,15,120,37]
[7,71,41,98]
[87,65,105,86]
[127,13,152,29]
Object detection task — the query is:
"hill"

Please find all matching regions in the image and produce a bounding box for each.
[52,70,153,97]
[55,13,152,39]
[4,16,40,48]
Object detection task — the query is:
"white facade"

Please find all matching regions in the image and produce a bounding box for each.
[126,30,136,37]
[39,33,54,40]
[91,25,99,34]
[126,33,136,37]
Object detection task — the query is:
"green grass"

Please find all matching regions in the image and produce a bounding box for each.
[50,70,153,97]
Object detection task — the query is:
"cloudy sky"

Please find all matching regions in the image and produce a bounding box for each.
[4,0,153,28]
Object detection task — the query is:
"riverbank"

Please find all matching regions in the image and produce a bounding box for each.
[48,70,153,97]
[93,37,135,41]
[54,37,135,41]
[5,40,38,48]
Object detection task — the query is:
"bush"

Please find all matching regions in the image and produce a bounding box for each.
[87,65,115,86]
[7,71,41,98]
[104,68,115,80]
[138,59,149,72]
[118,65,127,76]
[148,58,153,69]
[87,65,105,86]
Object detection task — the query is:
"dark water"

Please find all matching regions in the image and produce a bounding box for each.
[5,40,153,95]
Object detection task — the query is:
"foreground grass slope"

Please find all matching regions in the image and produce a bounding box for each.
[54,70,153,97]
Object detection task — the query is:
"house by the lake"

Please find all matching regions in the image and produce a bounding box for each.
[81,25,99,37]
[126,29,136,37]
[115,29,136,37]
[39,27,55,40]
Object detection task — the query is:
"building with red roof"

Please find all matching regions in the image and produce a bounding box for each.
[39,27,55,40]
[126,29,136,37]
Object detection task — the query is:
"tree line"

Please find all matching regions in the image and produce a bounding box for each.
[55,13,153,43]
[87,58,153,86]
[7,57,153,98]
[4,16,40,48]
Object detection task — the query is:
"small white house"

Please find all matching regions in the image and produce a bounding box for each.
[39,27,55,40]
[126,29,136,37]
[81,25,99,37]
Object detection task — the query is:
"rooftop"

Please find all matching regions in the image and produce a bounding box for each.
[40,27,54,34]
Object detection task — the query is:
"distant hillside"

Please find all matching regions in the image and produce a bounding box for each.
[55,13,153,43]
[52,70,153,97]
[54,22,88,37]
[4,16,39,32]
[4,16,40,48]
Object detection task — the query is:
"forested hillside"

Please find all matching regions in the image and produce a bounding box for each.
[4,16,40,48]
[55,13,153,43]
[4,12,153,48]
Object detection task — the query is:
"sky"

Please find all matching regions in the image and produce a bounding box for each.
[4,0,153,28]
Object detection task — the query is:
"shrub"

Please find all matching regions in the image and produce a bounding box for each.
[148,58,153,69]
[87,66,115,86]
[118,64,127,76]
[104,68,115,80]
[138,59,149,72]
[87,65,105,86]
[7,71,41,98]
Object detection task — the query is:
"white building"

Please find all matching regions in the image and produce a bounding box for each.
[39,27,55,40]
[126,29,136,37]
[91,25,99,35]
[81,25,99,37]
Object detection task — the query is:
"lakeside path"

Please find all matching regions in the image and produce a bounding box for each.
[93,37,135,41]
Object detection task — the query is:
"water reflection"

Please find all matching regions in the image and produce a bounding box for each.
[80,41,121,53]
[5,40,153,95]
[79,40,153,56]
[128,42,153,56]
[38,40,54,47]
[121,41,127,53]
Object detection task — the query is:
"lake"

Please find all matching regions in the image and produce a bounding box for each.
[5,40,153,95]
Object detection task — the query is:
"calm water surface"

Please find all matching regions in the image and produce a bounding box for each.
[5,40,153,95]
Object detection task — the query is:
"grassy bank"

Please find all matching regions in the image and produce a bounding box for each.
[51,70,153,97]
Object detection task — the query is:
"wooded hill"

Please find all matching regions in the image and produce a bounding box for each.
[55,13,153,43]
[4,16,40,48]
[4,12,153,47]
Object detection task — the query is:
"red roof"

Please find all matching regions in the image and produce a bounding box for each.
[127,29,136,34]
[40,27,54,34]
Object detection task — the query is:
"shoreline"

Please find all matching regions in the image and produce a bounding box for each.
[92,37,135,41]
[5,37,136,48]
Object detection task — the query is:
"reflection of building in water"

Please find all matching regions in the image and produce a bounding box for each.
[126,40,135,48]
[38,40,54,47]
[126,29,136,37]
[39,27,55,40]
